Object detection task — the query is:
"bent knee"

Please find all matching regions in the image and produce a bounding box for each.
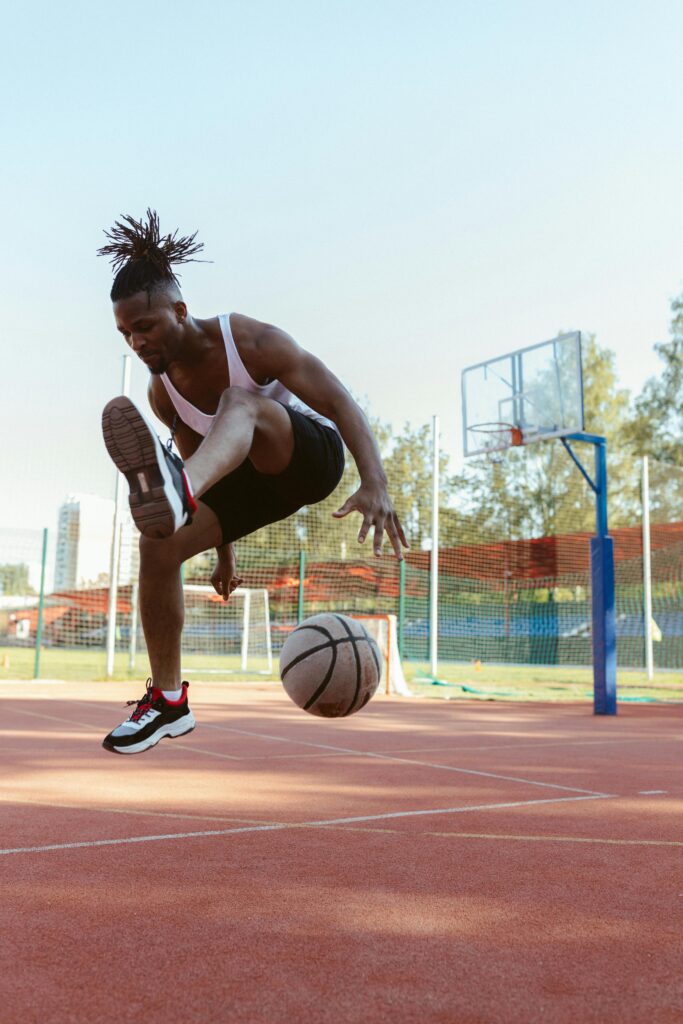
[217,386,256,413]
[139,533,183,568]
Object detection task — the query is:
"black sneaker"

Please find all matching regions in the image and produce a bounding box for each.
[102,680,196,755]
[102,396,197,539]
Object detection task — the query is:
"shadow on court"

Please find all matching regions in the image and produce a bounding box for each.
[0,681,681,1024]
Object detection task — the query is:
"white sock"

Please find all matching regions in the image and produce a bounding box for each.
[162,687,183,702]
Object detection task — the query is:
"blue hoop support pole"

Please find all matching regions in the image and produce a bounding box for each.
[564,434,617,715]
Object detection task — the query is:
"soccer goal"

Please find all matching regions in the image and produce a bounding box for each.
[181,585,273,676]
[348,613,412,696]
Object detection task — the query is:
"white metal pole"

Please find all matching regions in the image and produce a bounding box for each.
[642,456,654,681]
[106,354,132,677]
[263,590,273,674]
[241,590,251,671]
[128,579,139,671]
[429,415,440,678]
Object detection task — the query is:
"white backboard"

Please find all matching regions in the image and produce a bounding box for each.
[461,332,584,457]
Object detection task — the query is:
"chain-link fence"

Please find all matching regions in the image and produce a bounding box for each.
[2,449,682,697]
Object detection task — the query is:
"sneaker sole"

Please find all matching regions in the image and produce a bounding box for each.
[102,714,196,755]
[102,396,185,539]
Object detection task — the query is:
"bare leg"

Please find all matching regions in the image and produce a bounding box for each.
[138,503,223,689]
[184,387,295,497]
[138,390,293,688]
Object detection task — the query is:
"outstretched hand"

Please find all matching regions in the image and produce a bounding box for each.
[333,483,409,559]
[211,544,243,602]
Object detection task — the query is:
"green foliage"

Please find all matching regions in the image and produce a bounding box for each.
[184,407,460,582]
[626,293,683,466]
[644,458,683,525]
[294,417,458,556]
[184,319,680,587]
[0,563,34,596]
[621,289,683,523]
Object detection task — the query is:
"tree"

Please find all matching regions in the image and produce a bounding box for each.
[626,292,683,466]
[286,415,457,557]
[0,563,34,596]
[186,330,640,588]
[623,291,683,521]
[184,407,461,581]
[382,422,455,550]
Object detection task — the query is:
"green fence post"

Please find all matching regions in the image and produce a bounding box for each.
[398,558,406,658]
[33,528,48,680]
[297,550,306,623]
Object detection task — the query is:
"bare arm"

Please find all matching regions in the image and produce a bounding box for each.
[247,324,409,559]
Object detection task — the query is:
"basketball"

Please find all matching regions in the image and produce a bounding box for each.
[279,613,382,717]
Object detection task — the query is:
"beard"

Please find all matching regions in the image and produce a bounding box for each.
[145,355,169,375]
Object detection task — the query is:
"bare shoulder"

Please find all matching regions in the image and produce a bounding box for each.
[230,312,301,377]
[147,377,175,426]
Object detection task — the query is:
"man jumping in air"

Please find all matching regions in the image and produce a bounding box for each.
[98,210,408,754]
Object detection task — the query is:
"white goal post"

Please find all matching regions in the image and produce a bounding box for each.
[181,585,273,675]
[349,613,413,697]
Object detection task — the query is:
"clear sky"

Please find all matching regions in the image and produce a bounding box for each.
[2,0,682,532]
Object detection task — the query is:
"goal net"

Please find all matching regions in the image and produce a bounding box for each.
[180,585,273,676]
[348,613,412,696]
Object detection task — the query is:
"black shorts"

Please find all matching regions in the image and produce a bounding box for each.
[200,406,345,545]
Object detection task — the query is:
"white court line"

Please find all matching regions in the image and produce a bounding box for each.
[0,796,276,826]
[234,736,677,761]
[201,722,357,754]
[4,709,242,761]
[0,793,614,857]
[7,707,609,797]
[360,751,608,795]
[200,723,608,796]
[4,708,102,732]
[423,831,683,848]
[313,825,683,848]
[364,735,683,756]
[30,701,683,759]
[3,706,665,769]
[0,680,67,686]
[167,743,241,760]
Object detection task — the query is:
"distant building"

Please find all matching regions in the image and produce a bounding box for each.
[54,495,136,589]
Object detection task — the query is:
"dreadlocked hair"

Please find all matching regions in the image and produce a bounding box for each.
[97,208,206,302]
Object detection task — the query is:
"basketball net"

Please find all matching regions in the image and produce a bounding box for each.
[468,422,524,463]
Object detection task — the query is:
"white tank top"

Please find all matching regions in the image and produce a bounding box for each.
[160,313,337,436]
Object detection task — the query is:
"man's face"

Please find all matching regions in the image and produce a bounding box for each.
[113,291,186,375]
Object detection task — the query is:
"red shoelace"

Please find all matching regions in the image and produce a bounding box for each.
[125,679,156,721]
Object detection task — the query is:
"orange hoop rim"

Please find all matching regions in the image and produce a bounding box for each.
[468,421,524,448]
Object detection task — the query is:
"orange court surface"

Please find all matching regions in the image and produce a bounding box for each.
[1,679,681,1024]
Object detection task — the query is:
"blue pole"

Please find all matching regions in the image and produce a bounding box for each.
[564,433,616,715]
[591,439,616,714]
[594,440,609,539]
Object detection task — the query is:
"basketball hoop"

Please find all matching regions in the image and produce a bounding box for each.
[461,332,584,459]
[468,422,524,454]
